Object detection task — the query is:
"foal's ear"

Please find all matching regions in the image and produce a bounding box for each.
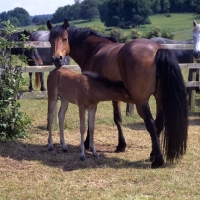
[62,19,70,29]
[47,20,53,30]
[193,20,198,27]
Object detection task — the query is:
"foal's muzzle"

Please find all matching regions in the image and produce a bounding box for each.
[52,56,63,68]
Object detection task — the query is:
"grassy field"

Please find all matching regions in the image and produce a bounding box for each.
[0,96,199,199]
[0,13,200,199]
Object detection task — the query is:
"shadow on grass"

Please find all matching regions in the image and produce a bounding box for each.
[0,140,154,171]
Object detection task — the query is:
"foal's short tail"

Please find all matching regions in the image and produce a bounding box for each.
[155,48,188,162]
[35,72,40,88]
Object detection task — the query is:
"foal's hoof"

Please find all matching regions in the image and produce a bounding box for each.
[80,155,86,161]
[93,154,99,159]
[29,89,34,92]
[151,155,164,168]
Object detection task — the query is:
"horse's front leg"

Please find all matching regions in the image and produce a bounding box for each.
[29,72,33,92]
[112,101,126,152]
[79,106,86,161]
[58,99,68,152]
[88,105,99,159]
[47,97,57,151]
[39,72,46,91]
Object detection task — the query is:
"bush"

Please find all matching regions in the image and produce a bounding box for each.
[0,20,31,141]
[130,29,143,39]
[110,27,130,43]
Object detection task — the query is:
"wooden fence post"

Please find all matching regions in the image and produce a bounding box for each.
[126,103,134,117]
[188,51,196,111]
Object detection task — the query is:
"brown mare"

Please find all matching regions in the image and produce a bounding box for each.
[47,19,188,168]
[47,67,132,161]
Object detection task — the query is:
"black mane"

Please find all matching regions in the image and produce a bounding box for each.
[49,25,118,45]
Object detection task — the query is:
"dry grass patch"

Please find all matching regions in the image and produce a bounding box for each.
[0,99,200,199]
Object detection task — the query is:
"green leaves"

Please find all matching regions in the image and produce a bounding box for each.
[0,20,31,141]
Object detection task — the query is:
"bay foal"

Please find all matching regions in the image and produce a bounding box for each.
[47,67,132,161]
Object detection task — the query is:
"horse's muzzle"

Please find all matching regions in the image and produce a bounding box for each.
[193,51,200,60]
[52,56,63,68]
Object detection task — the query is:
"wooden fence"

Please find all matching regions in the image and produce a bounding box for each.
[2,42,200,113]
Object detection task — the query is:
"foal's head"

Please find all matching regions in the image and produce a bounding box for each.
[192,20,200,60]
[47,19,70,68]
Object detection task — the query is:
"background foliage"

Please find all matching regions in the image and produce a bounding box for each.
[1,0,200,28]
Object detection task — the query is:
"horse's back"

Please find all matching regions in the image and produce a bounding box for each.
[30,30,50,41]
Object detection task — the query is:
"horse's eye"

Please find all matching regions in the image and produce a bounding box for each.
[63,38,68,42]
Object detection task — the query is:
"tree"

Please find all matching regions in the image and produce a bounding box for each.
[102,0,152,28]
[162,0,170,13]
[0,8,31,27]
[151,0,162,13]
[80,0,99,21]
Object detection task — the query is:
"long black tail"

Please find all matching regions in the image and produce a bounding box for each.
[155,49,188,162]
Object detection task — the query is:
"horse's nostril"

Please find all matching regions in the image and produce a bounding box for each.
[60,56,62,60]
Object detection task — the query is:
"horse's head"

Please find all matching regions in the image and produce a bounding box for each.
[192,20,200,60]
[47,19,70,68]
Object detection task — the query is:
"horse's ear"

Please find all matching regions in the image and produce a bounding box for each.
[47,20,53,30]
[62,19,69,29]
[193,20,198,27]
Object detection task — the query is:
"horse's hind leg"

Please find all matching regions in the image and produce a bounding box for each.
[88,105,99,159]
[112,101,126,152]
[58,98,68,152]
[39,72,46,91]
[29,72,33,92]
[150,97,164,161]
[136,103,164,168]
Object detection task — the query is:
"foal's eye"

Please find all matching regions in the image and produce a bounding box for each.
[63,38,68,42]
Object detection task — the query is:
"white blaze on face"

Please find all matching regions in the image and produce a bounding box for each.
[193,31,200,54]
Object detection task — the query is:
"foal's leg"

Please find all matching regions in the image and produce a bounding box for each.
[29,72,33,92]
[47,97,57,151]
[112,101,126,152]
[58,98,69,152]
[39,72,46,91]
[136,103,164,168]
[88,105,99,159]
[79,106,86,161]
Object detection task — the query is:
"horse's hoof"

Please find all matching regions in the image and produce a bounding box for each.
[80,155,86,161]
[41,87,46,91]
[62,148,68,153]
[151,155,164,168]
[49,146,54,151]
[115,141,126,152]
[29,89,34,92]
[115,145,126,152]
